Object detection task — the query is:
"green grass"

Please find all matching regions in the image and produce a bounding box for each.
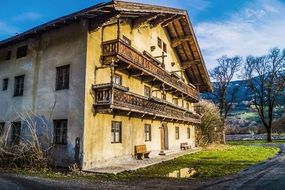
[1,145,279,180]
[228,139,285,145]
[117,145,279,179]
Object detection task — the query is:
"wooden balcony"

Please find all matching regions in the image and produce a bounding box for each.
[101,39,199,102]
[93,83,201,124]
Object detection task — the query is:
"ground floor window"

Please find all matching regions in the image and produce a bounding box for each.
[11,121,21,145]
[111,121,122,143]
[175,127,179,140]
[0,122,5,135]
[54,119,68,145]
[187,127,191,139]
[144,124,151,141]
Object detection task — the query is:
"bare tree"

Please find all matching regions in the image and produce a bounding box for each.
[210,56,242,143]
[244,48,285,142]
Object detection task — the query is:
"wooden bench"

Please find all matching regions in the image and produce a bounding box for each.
[134,145,151,160]
[180,142,191,151]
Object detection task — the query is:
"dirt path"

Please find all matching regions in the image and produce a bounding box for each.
[1,144,284,190]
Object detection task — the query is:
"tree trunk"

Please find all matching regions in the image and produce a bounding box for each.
[266,127,272,142]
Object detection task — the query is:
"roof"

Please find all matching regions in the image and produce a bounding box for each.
[0,0,212,92]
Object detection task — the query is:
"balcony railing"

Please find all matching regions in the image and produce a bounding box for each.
[101,39,199,102]
[93,83,201,124]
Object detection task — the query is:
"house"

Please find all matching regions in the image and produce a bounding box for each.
[0,0,212,169]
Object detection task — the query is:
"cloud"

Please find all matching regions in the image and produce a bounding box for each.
[12,12,42,22]
[194,0,285,71]
[0,20,19,36]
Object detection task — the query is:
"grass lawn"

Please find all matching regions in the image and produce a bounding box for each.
[116,145,279,179]
[1,145,279,180]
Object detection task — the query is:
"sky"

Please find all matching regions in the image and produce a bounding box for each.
[1,0,285,71]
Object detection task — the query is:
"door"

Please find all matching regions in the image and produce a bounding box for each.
[161,123,169,150]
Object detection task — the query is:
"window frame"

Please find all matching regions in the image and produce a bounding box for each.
[111,121,122,143]
[53,119,68,145]
[56,65,70,90]
[144,124,152,142]
[163,42,167,53]
[157,37,162,48]
[175,126,179,140]
[144,86,151,98]
[3,78,8,91]
[6,50,11,60]
[11,121,21,145]
[113,74,122,85]
[187,127,191,139]
[186,103,190,110]
[16,45,28,59]
[173,98,178,105]
[14,75,25,96]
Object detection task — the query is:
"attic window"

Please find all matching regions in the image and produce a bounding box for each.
[6,50,11,60]
[16,46,28,59]
[157,37,162,48]
[163,42,167,53]
[122,36,131,45]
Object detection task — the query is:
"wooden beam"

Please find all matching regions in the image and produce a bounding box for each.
[161,15,183,27]
[149,15,167,28]
[171,35,193,48]
[181,59,201,69]
[131,13,159,29]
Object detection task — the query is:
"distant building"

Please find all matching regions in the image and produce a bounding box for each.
[0,1,211,169]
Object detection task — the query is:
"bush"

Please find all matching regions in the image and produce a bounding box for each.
[196,100,223,146]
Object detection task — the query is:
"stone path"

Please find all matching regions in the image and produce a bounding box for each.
[84,148,201,174]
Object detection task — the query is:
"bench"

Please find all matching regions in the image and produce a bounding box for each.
[180,142,191,151]
[134,145,151,160]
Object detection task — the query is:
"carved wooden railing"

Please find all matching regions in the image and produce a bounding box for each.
[94,83,201,124]
[101,39,199,102]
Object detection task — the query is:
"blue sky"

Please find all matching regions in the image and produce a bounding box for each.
[1,0,285,70]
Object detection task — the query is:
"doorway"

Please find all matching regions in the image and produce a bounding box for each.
[160,123,169,150]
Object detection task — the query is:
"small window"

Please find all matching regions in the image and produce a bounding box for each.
[6,51,11,60]
[14,75,25,96]
[113,74,122,85]
[161,92,166,101]
[56,65,70,90]
[163,42,167,53]
[175,127,179,140]
[157,37,162,48]
[173,98,178,105]
[11,121,21,145]
[111,121,122,143]
[145,124,151,141]
[144,86,151,97]
[54,119,68,145]
[186,103,190,110]
[122,35,131,45]
[0,122,5,136]
[187,127,191,139]
[16,46,28,59]
[3,78,8,91]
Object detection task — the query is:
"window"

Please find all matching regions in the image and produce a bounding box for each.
[144,86,151,97]
[56,65,70,90]
[0,122,4,136]
[54,119,68,145]
[161,92,166,101]
[157,37,162,48]
[3,78,8,91]
[16,45,27,59]
[187,127,191,139]
[14,75,25,96]
[111,121,122,143]
[6,51,11,60]
[123,35,131,45]
[186,103,190,110]
[113,74,122,85]
[163,42,167,53]
[11,122,21,145]
[145,124,151,141]
[175,127,179,140]
[173,98,178,105]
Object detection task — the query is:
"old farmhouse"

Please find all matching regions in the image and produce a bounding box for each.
[0,1,211,169]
